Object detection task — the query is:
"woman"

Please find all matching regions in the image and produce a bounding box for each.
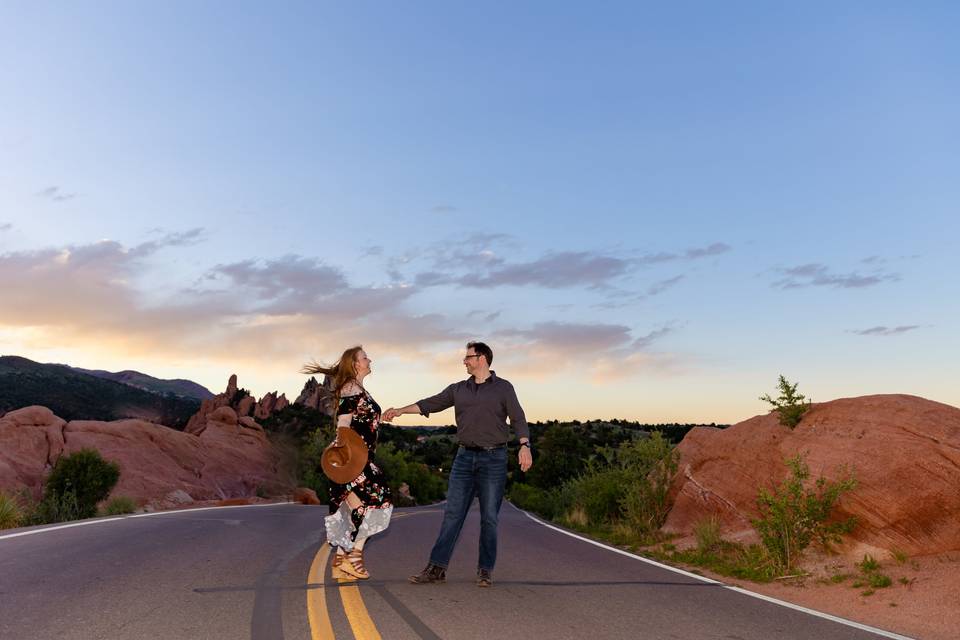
[301,346,393,580]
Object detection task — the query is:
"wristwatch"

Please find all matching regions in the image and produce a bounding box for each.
[519,441,531,449]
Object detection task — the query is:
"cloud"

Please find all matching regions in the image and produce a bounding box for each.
[635,242,732,266]
[491,321,678,379]
[646,275,685,296]
[849,325,922,336]
[458,251,631,289]
[0,222,11,232]
[36,186,77,202]
[771,263,899,289]
[406,240,729,292]
[431,205,458,214]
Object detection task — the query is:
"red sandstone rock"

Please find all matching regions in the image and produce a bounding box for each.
[663,394,960,558]
[0,404,295,507]
[293,487,321,505]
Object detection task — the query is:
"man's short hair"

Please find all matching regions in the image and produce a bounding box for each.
[466,341,493,365]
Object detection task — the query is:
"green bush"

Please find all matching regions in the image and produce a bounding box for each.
[0,491,22,529]
[566,468,627,524]
[617,432,679,535]
[508,482,571,520]
[760,375,811,428]
[373,443,446,505]
[103,496,137,515]
[753,454,857,572]
[41,448,121,521]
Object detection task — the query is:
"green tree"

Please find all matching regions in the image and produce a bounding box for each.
[760,375,811,428]
[41,448,120,520]
[753,454,857,572]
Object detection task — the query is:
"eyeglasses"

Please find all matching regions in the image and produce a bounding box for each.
[463,354,482,360]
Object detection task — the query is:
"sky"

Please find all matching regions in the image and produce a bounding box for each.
[1,2,958,425]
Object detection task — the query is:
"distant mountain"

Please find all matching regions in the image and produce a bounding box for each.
[71,367,214,401]
[0,355,202,429]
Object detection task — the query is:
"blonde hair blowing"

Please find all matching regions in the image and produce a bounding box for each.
[300,345,365,399]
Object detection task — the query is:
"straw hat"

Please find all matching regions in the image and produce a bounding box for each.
[321,428,368,484]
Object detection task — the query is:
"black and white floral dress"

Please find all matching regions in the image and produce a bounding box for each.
[324,389,393,550]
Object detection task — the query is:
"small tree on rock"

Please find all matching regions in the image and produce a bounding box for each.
[760,375,811,428]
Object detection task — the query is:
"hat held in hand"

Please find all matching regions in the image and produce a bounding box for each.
[321,427,368,484]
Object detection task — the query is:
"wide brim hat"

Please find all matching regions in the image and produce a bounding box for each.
[321,428,368,484]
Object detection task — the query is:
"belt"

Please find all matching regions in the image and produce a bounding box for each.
[460,443,507,452]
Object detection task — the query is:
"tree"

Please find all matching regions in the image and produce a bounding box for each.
[760,375,811,428]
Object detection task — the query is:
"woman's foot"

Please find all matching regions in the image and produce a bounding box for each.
[331,550,356,580]
[339,548,370,580]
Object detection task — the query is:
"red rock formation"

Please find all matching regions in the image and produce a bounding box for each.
[295,375,336,416]
[185,375,287,434]
[0,404,296,507]
[663,394,960,558]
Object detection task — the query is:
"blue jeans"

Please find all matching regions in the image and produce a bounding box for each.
[429,446,508,572]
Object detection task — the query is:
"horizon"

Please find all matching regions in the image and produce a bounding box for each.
[2,3,958,425]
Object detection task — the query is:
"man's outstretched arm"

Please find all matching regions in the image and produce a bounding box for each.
[384,384,456,422]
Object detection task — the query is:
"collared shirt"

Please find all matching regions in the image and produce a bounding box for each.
[416,371,529,447]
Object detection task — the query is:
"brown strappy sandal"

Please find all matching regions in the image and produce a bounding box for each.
[331,551,356,580]
[339,548,370,580]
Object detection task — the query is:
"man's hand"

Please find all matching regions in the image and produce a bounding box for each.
[382,408,400,422]
[518,445,533,472]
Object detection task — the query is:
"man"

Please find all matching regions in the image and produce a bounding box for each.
[383,341,532,587]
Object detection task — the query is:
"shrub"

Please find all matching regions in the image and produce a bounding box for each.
[32,489,83,524]
[760,375,811,428]
[41,448,121,521]
[374,443,446,505]
[858,554,880,573]
[617,432,679,535]
[694,516,723,554]
[753,454,857,572]
[0,491,22,529]
[508,482,571,521]
[103,496,137,515]
[566,468,627,525]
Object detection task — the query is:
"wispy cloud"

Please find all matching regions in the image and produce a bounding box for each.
[635,242,732,266]
[849,325,922,336]
[492,321,679,379]
[0,222,12,232]
[431,205,458,214]
[36,186,77,202]
[458,251,631,289]
[771,263,899,289]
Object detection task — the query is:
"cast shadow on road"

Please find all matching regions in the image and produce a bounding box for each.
[195,578,723,594]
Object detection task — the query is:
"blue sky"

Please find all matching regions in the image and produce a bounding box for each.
[1,2,958,423]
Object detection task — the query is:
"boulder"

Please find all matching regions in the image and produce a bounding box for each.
[663,394,960,558]
[293,487,321,505]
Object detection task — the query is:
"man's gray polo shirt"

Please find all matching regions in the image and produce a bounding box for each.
[416,371,529,447]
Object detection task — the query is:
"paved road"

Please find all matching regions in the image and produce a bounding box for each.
[0,501,911,640]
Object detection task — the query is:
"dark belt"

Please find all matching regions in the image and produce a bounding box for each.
[460,443,507,452]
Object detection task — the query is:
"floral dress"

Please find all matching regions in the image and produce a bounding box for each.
[324,389,393,550]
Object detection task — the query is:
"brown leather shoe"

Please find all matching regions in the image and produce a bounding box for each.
[408,563,446,584]
[476,569,493,587]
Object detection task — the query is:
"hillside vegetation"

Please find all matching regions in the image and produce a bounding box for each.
[0,356,200,429]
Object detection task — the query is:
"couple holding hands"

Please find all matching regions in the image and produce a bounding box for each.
[302,341,533,587]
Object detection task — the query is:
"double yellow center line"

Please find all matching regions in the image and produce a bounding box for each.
[308,511,428,639]
[307,545,381,640]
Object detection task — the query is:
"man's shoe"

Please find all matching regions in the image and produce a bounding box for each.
[476,568,493,588]
[408,563,446,584]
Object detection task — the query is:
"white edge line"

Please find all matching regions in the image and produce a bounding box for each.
[0,501,296,541]
[512,503,915,640]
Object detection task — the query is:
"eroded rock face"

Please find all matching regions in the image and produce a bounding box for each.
[0,404,295,506]
[663,394,960,558]
[185,375,287,434]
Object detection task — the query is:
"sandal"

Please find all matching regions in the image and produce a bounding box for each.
[331,550,357,581]
[339,548,370,580]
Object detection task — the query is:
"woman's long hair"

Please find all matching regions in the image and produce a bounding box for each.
[300,345,364,396]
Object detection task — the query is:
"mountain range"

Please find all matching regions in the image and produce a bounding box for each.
[0,355,210,429]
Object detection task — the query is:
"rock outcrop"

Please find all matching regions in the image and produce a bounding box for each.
[0,402,296,508]
[185,374,289,435]
[663,394,960,558]
[295,375,336,416]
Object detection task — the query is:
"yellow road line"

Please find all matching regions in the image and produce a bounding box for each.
[339,578,382,640]
[307,545,335,640]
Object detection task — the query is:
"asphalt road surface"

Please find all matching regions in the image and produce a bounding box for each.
[0,501,912,640]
